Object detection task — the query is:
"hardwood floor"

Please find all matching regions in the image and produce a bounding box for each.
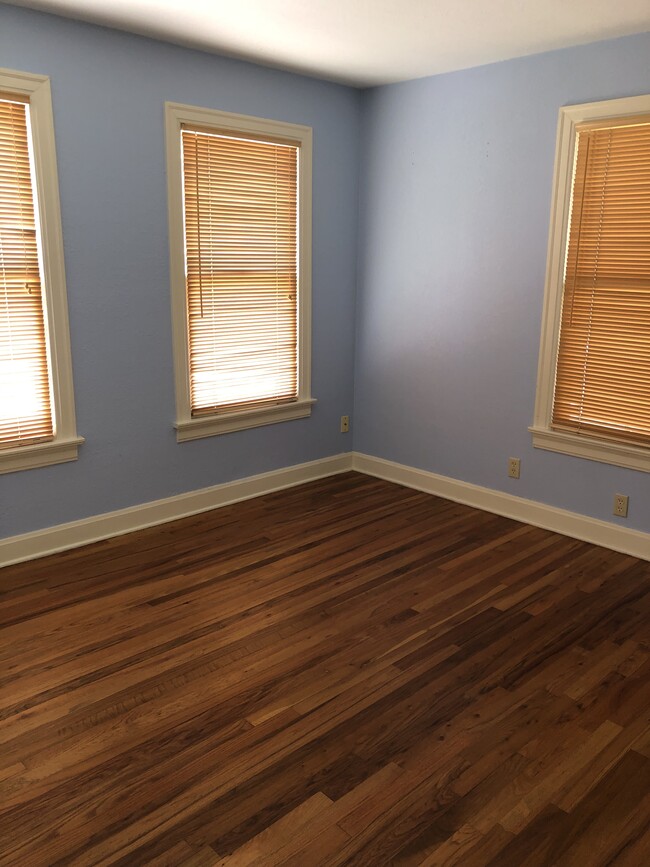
[0,471,649,866]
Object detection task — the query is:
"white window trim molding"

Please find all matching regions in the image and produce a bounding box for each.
[164,102,314,442]
[0,68,82,475]
[531,93,650,474]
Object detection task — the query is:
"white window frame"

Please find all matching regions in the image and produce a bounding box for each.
[165,102,314,442]
[0,68,82,474]
[531,93,650,473]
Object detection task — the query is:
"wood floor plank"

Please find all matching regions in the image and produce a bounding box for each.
[216,792,334,866]
[0,471,648,865]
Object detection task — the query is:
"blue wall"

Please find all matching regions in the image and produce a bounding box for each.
[354,33,650,533]
[0,5,361,538]
[1,5,649,542]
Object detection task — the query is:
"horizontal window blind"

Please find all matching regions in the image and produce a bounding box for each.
[0,94,53,448]
[552,116,650,445]
[181,126,298,415]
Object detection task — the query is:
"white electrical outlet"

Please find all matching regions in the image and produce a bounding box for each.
[613,494,629,518]
[508,457,521,479]
[340,415,350,433]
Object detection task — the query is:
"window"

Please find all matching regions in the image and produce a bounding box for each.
[532,94,650,472]
[0,68,81,473]
[165,103,313,441]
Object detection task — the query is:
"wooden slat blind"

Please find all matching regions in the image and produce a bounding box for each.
[0,95,53,448]
[181,127,298,415]
[552,116,650,445]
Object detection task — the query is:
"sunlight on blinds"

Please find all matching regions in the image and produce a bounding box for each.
[552,116,650,445]
[181,127,298,415]
[0,94,53,448]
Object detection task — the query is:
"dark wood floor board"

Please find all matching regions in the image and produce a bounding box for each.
[218,790,334,866]
[449,690,581,799]
[1,471,648,865]
[606,821,650,867]
[438,527,576,584]
[4,526,451,719]
[437,514,556,562]
[574,656,650,732]
[493,750,650,867]
[500,718,622,834]
[175,741,373,856]
[5,651,455,861]
[1,568,458,754]
[485,586,647,694]
[554,713,650,813]
[632,723,650,758]
[419,821,515,866]
[140,839,197,866]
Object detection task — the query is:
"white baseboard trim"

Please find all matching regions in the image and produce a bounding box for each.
[3,449,647,569]
[352,452,650,562]
[0,453,354,568]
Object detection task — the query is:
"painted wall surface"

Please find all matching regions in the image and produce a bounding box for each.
[0,5,360,538]
[1,6,649,544]
[354,33,650,533]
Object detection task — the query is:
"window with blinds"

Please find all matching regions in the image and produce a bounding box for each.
[181,126,299,416]
[552,115,650,446]
[0,92,53,449]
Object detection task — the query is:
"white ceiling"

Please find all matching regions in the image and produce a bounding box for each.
[9,0,650,87]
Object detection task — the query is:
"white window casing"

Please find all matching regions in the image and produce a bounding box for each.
[165,102,314,442]
[531,93,650,473]
[0,68,82,474]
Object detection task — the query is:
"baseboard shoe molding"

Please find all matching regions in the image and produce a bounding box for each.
[352,452,650,562]
[0,453,354,568]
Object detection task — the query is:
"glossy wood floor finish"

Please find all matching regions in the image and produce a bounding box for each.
[1,472,649,866]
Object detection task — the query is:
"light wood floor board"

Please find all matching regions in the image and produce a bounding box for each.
[0,472,648,865]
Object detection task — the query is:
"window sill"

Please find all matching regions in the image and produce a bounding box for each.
[0,436,84,475]
[530,425,650,473]
[175,398,316,442]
